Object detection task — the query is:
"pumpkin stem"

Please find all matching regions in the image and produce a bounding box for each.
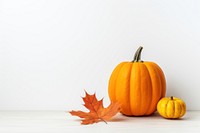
[171,96,173,100]
[132,46,143,62]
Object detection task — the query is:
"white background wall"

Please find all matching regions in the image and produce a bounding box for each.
[0,0,200,110]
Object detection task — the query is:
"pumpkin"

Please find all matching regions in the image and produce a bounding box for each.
[108,46,166,116]
[157,96,186,118]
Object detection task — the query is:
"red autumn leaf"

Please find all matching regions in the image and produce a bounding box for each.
[69,91,120,125]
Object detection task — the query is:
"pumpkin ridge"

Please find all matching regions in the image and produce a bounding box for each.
[108,62,125,102]
[138,63,151,115]
[150,63,166,98]
[124,63,133,115]
[152,64,161,100]
[165,100,170,118]
[174,101,179,118]
[147,62,163,114]
[143,63,153,115]
[172,100,175,118]
[153,64,164,101]
[179,100,186,117]
[116,63,132,115]
[113,63,126,102]
[138,64,141,115]
[130,63,141,115]
[128,63,133,115]
[154,64,163,111]
[142,63,152,115]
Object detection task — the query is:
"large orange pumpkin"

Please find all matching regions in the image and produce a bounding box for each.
[108,46,166,116]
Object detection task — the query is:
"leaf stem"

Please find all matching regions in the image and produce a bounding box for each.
[100,118,107,124]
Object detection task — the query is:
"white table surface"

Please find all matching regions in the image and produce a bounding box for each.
[0,111,199,133]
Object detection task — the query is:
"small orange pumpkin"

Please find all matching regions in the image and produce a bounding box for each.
[108,46,166,116]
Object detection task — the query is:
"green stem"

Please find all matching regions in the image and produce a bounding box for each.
[132,46,143,62]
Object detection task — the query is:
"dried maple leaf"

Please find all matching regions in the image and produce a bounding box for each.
[69,91,120,125]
